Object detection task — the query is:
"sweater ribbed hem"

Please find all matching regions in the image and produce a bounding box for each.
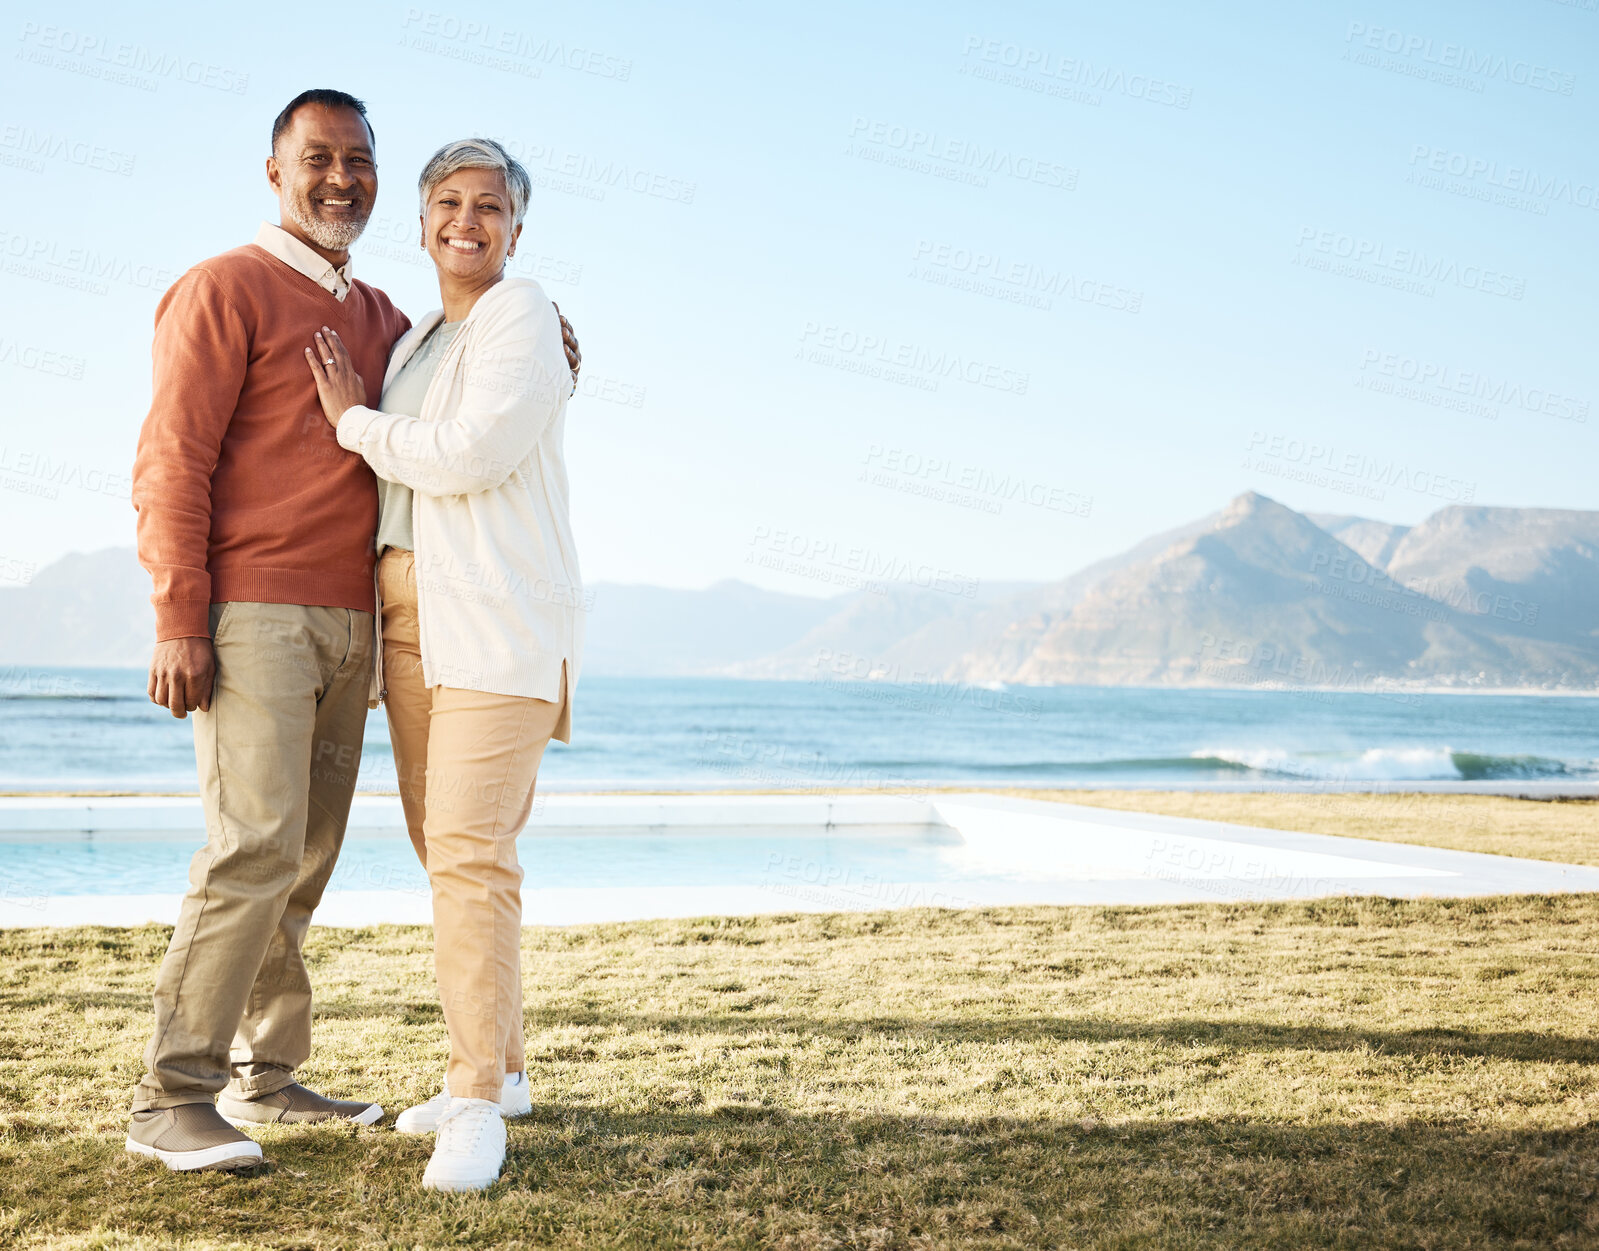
[209,567,376,615]
[153,599,214,642]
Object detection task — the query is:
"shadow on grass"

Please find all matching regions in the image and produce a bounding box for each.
[3,989,156,1014]
[11,1106,1599,1248]
[26,987,1591,1067]
[297,1001,1599,1067]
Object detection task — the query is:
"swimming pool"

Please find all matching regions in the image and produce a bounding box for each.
[6,824,974,904]
[2,793,1595,927]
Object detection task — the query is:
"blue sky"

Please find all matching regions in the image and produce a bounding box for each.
[1,1,1594,596]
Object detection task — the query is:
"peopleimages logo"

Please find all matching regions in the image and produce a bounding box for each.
[1408,146,1599,212]
[1295,227,1525,300]
[0,125,135,176]
[747,526,981,599]
[912,240,1143,313]
[959,36,1194,108]
[0,227,178,294]
[798,322,1029,395]
[0,336,86,380]
[0,446,131,501]
[1357,349,1588,423]
[1194,634,1422,704]
[1244,431,1476,503]
[0,556,37,586]
[809,648,1042,720]
[491,136,695,205]
[399,9,633,80]
[1308,551,1539,626]
[16,23,249,94]
[861,444,1092,519]
[1343,22,1577,94]
[846,118,1077,190]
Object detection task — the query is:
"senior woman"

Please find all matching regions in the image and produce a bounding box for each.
[306,137,581,1193]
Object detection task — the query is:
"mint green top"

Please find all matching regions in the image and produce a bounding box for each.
[374,319,464,554]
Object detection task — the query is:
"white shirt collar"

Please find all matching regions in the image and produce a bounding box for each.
[253,221,353,301]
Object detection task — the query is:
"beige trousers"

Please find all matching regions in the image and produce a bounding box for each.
[133,601,373,1110]
[378,549,565,1101]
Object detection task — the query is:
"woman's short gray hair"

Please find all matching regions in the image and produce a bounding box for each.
[417,138,532,227]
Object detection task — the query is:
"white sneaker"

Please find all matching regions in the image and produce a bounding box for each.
[422,1098,506,1192]
[396,1072,530,1134]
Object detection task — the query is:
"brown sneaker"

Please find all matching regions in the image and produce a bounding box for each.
[125,1103,264,1172]
[217,1082,382,1128]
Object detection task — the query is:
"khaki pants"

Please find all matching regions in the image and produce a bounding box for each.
[379,549,565,1102]
[133,601,374,1110]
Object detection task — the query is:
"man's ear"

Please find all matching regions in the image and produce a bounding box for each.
[418,213,426,250]
[266,154,283,196]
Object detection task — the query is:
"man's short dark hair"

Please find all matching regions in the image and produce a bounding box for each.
[270,89,374,154]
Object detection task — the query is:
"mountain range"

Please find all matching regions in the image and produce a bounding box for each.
[2,493,1594,690]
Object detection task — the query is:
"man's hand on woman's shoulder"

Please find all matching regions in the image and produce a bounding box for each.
[553,302,581,394]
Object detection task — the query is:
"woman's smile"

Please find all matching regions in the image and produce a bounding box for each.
[422,165,521,294]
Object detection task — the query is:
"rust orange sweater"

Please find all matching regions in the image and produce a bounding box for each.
[133,245,411,639]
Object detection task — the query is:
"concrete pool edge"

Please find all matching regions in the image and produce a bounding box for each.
[3,791,1598,927]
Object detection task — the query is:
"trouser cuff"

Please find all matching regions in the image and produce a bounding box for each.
[130,1091,218,1113]
[225,1065,298,1098]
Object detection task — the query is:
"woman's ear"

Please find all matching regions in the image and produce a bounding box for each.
[507,222,522,259]
[418,212,426,250]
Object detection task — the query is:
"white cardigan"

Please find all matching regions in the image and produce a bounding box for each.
[337,278,582,739]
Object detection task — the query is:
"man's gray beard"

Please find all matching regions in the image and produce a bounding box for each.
[285,193,369,251]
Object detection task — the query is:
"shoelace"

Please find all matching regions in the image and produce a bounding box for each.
[436,1100,497,1150]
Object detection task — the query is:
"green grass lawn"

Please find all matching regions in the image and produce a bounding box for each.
[4,894,1599,1248]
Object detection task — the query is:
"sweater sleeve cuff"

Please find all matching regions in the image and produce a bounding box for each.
[154,599,213,641]
[336,404,379,452]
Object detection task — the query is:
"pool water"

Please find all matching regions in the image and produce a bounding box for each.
[2,826,991,901]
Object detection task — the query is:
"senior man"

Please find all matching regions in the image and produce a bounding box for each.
[125,88,580,1173]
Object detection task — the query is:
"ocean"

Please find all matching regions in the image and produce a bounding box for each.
[1,668,1595,792]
